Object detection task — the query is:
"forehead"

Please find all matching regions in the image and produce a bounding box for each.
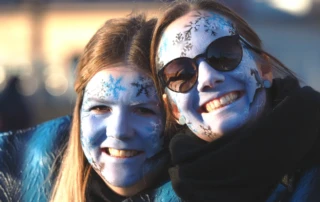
[157,10,235,67]
[84,66,158,102]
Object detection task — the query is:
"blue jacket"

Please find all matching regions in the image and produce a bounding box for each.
[0,116,71,202]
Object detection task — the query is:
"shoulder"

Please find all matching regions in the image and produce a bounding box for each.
[0,115,71,202]
[290,166,320,201]
[267,166,320,202]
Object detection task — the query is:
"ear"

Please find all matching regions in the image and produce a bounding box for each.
[260,53,273,83]
[162,94,181,124]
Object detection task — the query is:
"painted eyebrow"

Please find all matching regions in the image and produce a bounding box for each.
[84,97,117,105]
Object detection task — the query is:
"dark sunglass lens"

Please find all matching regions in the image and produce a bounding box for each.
[163,58,197,93]
[206,35,242,71]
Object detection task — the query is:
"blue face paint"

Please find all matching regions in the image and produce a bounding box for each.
[80,67,164,187]
[158,10,268,142]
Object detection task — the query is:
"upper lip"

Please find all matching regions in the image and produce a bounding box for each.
[198,90,242,112]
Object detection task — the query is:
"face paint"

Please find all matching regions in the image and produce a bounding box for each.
[81,67,164,187]
[158,10,267,141]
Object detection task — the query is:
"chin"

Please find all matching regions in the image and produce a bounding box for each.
[210,115,250,136]
[100,169,141,187]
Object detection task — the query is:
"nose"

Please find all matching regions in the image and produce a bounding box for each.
[106,111,134,140]
[197,60,225,92]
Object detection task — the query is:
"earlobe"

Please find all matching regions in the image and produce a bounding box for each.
[162,94,183,125]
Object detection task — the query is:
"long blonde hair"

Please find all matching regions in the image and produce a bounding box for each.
[50,14,158,202]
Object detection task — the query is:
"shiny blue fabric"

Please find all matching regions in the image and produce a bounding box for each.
[0,116,71,202]
[266,166,320,202]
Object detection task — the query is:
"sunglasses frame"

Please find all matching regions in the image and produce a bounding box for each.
[157,34,260,93]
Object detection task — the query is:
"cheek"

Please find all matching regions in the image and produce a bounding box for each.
[80,113,106,147]
[167,91,195,112]
[231,50,260,85]
[138,118,164,156]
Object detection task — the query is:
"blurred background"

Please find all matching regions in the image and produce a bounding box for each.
[0,0,319,131]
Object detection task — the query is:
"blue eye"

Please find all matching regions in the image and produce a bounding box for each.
[89,105,111,114]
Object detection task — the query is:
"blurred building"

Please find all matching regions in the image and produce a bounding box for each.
[0,0,319,126]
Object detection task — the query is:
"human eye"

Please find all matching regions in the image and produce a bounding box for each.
[134,107,156,116]
[169,69,193,83]
[89,105,111,114]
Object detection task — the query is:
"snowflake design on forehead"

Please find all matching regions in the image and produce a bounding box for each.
[181,42,193,57]
[205,14,236,35]
[103,75,126,100]
[82,86,102,110]
[192,10,210,24]
[172,31,193,57]
[170,12,236,57]
[204,19,218,36]
[131,76,155,97]
[172,33,184,46]
[185,21,200,32]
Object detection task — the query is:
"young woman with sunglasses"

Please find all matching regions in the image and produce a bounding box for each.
[151,0,320,201]
[50,14,181,202]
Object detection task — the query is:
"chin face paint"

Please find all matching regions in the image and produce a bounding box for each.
[157,10,267,141]
[80,67,164,187]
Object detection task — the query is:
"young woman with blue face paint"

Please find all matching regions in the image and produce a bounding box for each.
[151,0,320,201]
[50,14,181,202]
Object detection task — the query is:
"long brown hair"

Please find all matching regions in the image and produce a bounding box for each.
[50,14,158,202]
[150,0,298,124]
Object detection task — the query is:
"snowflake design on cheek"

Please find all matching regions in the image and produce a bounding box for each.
[199,125,217,138]
[131,76,154,97]
[92,160,101,173]
[103,75,126,100]
[250,69,263,89]
[151,120,162,135]
[156,53,165,70]
[80,133,94,165]
[228,23,236,35]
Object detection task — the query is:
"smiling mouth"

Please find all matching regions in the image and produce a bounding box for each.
[104,148,143,158]
[201,91,243,113]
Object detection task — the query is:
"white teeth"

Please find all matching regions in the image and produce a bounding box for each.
[220,96,227,105]
[108,148,140,158]
[205,92,240,112]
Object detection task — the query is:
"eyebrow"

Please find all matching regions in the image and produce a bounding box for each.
[84,97,117,105]
[129,101,160,107]
[84,97,160,107]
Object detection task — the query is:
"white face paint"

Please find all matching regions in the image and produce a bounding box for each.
[80,66,165,188]
[157,10,268,142]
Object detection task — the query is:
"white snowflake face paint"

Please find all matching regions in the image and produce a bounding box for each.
[157,10,269,142]
[80,66,165,187]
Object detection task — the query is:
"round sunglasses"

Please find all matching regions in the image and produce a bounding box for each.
[157,34,258,93]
